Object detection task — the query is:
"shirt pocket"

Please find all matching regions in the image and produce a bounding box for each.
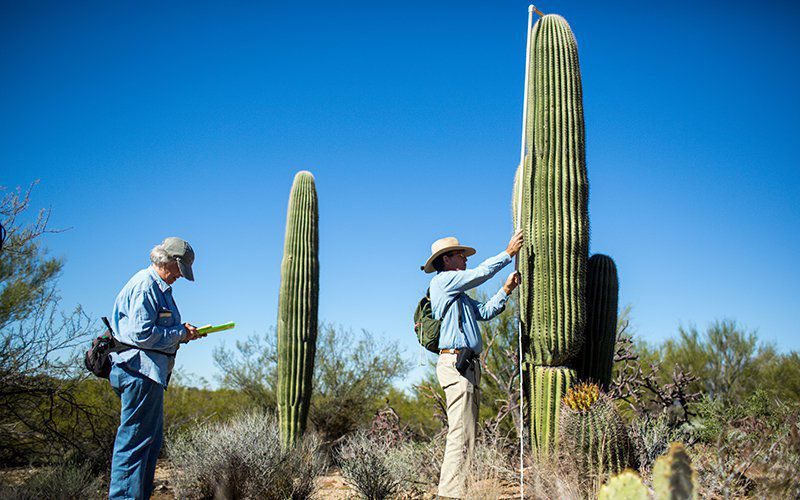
[156,309,175,327]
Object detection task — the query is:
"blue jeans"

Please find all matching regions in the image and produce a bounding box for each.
[109,363,165,500]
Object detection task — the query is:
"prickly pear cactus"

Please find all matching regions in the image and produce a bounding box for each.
[577,254,619,390]
[598,471,649,500]
[529,365,576,457]
[559,382,637,478]
[518,13,589,367]
[277,171,319,448]
[652,442,698,500]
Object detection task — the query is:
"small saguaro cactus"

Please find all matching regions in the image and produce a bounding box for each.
[577,254,620,390]
[529,365,576,457]
[276,171,319,448]
[558,382,637,478]
[517,13,589,368]
[652,442,698,500]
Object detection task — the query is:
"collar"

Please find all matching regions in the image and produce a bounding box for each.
[148,266,172,293]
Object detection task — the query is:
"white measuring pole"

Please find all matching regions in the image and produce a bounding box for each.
[517,5,535,499]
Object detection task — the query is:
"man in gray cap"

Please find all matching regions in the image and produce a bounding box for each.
[108,237,201,500]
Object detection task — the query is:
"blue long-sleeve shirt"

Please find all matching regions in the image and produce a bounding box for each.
[109,266,186,387]
[430,251,512,354]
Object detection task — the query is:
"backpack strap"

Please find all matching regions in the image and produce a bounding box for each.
[437,292,465,334]
[103,316,178,357]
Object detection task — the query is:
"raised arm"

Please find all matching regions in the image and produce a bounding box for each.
[439,251,512,293]
[470,271,521,320]
[469,289,509,320]
[438,231,523,294]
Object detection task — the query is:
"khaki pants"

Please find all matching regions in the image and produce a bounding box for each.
[437,352,481,499]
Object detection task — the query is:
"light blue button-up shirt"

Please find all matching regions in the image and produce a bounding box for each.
[430,251,512,354]
[109,266,186,388]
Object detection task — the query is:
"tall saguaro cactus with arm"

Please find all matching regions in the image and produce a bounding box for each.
[517,13,590,456]
[277,171,319,448]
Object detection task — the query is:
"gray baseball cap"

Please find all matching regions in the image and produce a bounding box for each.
[162,237,195,281]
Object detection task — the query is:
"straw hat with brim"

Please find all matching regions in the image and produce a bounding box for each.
[421,237,476,273]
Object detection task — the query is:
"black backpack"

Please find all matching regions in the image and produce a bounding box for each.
[413,290,463,353]
[84,317,175,379]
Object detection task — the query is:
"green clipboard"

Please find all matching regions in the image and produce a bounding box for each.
[197,322,236,336]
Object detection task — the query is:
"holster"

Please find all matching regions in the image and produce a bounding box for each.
[455,347,476,376]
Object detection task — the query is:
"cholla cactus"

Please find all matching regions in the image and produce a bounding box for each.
[277,171,319,448]
[559,383,636,478]
[652,442,698,500]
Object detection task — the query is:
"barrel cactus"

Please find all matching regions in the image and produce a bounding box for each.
[652,442,698,500]
[529,365,576,457]
[558,382,636,478]
[577,254,619,390]
[517,13,589,367]
[276,171,319,448]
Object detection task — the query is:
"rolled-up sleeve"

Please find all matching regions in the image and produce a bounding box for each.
[126,291,185,350]
[471,289,509,320]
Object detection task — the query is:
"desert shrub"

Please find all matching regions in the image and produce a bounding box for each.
[0,185,114,469]
[384,439,441,496]
[168,411,324,499]
[464,436,520,498]
[523,452,585,500]
[689,391,800,498]
[628,409,691,477]
[338,431,402,499]
[0,461,105,500]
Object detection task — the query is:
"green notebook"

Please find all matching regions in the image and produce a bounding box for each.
[197,322,236,336]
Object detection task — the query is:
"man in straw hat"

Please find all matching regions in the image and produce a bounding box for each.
[422,230,523,499]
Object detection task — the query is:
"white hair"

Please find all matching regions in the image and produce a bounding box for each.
[150,244,176,267]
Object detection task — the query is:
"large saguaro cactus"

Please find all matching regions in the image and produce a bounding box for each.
[517,13,589,455]
[518,13,589,368]
[277,171,319,448]
[577,254,619,390]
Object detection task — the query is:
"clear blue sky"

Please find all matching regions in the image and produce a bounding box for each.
[3,1,799,386]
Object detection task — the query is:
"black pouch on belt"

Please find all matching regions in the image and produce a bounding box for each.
[455,347,476,376]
